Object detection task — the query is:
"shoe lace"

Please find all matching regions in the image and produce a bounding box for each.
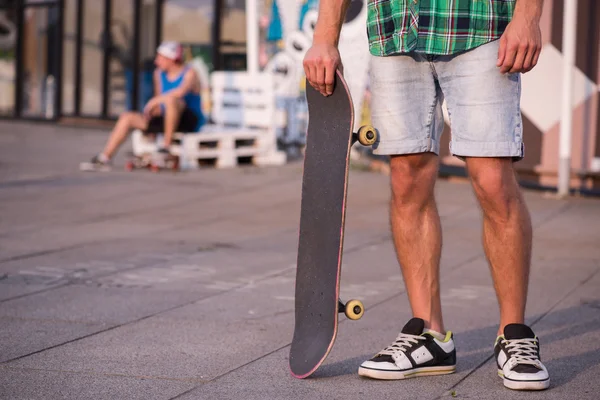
[378,333,425,357]
[503,338,541,367]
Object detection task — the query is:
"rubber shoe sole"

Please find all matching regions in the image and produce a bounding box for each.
[358,365,456,380]
[498,369,550,390]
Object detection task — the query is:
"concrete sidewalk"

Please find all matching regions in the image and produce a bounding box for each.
[0,121,599,399]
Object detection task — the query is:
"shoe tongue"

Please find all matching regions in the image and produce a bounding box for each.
[504,323,535,340]
[401,318,425,335]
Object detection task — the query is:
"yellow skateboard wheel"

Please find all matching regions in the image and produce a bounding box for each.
[345,299,364,320]
[357,125,377,146]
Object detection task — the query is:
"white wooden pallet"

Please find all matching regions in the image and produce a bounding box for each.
[131,70,287,170]
[179,127,284,169]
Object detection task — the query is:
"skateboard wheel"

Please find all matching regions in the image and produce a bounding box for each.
[150,164,159,173]
[125,161,134,171]
[357,125,377,146]
[344,299,364,320]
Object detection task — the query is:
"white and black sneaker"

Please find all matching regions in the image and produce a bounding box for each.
[494,323,550,390]
[358,317,456,380]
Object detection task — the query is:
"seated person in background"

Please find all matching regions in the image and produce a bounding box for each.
[81,41,205,171]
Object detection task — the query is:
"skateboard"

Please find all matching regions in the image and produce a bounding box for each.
[289,70,378,379]
[125,150,179,172]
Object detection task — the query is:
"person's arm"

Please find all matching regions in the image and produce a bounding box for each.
[153,70,161,97]
[142,71,162,119]
[143,69,197,116]
[312,0,349,47]
[497,0,544,74]
[155,69,198,101]
[303,0,350,96]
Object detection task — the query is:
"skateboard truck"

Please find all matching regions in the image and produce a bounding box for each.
[338,298,364,320]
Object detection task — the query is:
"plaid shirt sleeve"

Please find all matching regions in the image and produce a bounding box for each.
[367,0,516,56]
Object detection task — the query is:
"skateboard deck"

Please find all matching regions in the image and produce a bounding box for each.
[289,70,377,379]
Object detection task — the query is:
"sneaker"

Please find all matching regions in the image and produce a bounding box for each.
[358,318,456,380]
[494,323,550,390]
[79,155,112,172]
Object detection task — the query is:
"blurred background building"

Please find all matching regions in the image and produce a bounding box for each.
[0,0,246,122]
[0,0,599,192]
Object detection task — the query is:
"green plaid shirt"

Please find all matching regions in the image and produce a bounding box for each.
[367,0,516,56]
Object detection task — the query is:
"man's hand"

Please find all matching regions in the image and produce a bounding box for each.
[303,43,343,96]
[497,5,543,74]
[302,0,350,95]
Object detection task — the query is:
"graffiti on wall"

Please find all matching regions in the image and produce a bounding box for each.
[262,0,371,129]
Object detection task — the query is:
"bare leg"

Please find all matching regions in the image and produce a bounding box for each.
[102,112,148,158]
[161,97,185,147]
[465,157,532,335]
[389,153,445,333]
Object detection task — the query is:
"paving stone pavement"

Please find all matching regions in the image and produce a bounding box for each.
[0,121,599,399]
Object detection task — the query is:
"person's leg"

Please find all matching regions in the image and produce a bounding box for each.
[437,39,548,390]
[389,153,444,333]
[160,96,185,148]
[102,111,149,159]
[80,111,149,171]
[369,52,448,333]
[358,53,456,381]
[465,158,531,333]
[436,40,528,334]
[465,159,547,391]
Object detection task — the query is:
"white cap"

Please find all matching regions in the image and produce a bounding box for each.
[156,41,183,61]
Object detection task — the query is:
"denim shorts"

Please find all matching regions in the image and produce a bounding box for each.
[369,39,524,160]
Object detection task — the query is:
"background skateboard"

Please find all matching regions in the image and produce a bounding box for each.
[125,150,179,172]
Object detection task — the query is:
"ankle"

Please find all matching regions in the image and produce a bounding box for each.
[420,318,445,335]
[498,319,526,337]
[424,328,447,341]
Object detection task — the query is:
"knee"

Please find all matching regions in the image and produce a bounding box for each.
[162,96,182,109]
[468,159,518,218]
[390,154,438,207]
[118,111,136,124]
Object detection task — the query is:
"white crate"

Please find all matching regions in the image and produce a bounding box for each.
[132,70,286,170]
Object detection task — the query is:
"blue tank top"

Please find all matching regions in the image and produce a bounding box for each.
[160,66,205,131]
